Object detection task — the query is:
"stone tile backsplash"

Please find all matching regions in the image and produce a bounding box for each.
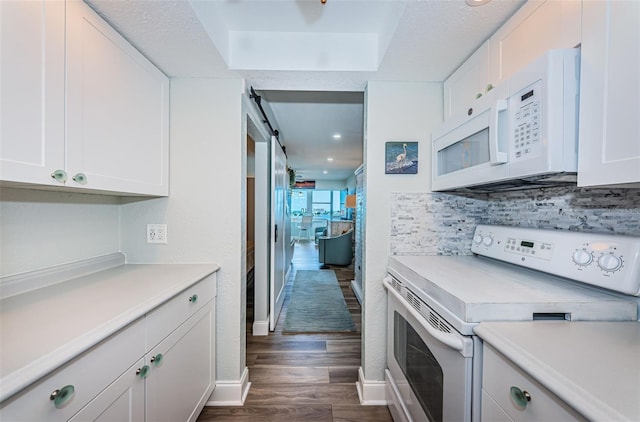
[390,187,640,256]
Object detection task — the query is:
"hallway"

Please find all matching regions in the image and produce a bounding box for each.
[197,241,392,421]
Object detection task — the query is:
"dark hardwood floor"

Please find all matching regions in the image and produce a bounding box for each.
[197,240,392,421]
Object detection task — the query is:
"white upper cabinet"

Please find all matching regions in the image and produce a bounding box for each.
[577,0,640,188]
[66,1,169,196]
[443,40,491,119]
[488,0,581,85]
[443,0,581,121]
[0,0,169,196]
[0,0,66,186]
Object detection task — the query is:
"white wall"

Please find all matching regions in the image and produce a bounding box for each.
[120,78,247,383]
[361,81,442,383]
[0,188,120,276]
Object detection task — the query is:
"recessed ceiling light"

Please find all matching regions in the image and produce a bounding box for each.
[323,170,328,174]
[332,133,341,140]
[327,157,334,162]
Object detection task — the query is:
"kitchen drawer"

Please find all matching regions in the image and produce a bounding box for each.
[0,318,145,422]
[482,345,586,422]
[482,389,512,422]
[146,273,216,349]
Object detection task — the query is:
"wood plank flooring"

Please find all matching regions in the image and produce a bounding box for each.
[197,240,392,421]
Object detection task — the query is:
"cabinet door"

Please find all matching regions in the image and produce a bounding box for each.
[489,0,581,84]
[70,359,145,422]
[0,0,65,186]
[443,40,491,119]
[65,0,169,196]
[578,0,640,188]
[146,303,215,422]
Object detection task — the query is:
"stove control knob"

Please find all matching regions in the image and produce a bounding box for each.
[572,250,593,266]
[473,235,483,244]
[482,235,494,247]
[598,254,622,272]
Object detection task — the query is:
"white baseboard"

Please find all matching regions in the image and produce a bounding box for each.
[206,367,251,406]
[252,319,269,336]
[350,280,363,305]
[356,367,387,405]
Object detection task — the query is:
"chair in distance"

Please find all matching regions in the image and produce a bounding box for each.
[297,215,313,241]
[318,229,353,269]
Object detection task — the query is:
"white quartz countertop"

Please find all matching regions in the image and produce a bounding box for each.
[0,263,219,402]
[474,321,640,422]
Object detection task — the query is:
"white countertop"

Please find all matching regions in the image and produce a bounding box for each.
[0,263,219,402]
[474,321,640,422]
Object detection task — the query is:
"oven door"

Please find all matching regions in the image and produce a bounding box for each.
[385,277,474,422]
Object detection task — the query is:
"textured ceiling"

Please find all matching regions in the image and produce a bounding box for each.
[86,0,525,182]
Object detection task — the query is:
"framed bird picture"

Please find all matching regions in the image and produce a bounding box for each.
[385,141,418,174]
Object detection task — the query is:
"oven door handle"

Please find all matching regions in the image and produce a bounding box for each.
[383,276,465,352]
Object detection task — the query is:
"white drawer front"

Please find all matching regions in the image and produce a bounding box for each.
[146,274,216,349]
[0,318,145,422]
[482,345,587,422]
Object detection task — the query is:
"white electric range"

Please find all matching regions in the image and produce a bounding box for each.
[384,225,640,422]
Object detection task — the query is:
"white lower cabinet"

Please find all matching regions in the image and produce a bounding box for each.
[0,275,216,422]
[481,390,512,422]
[70,359,146,422]
[146,304,215,422]
[481,345,586,422]
[0,318,146,422]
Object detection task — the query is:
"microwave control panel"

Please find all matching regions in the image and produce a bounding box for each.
[511,80,542,161]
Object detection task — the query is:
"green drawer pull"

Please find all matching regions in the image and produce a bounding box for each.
[50,384,75,409]
[136,365,150,379]
[188,294,198,303]
[151,353,164,366]
[510,386,532,408]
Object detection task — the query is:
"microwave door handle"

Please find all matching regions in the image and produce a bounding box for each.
[489,99,509,165]
[383,277,465,352]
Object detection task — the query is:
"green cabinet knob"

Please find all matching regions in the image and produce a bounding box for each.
[188,294,198,303]
[51,169,68,184]
[136,365,150,379]
[50,384,75,409]
[486,83,494,92]
[476,92,483,99]
[72,172,87,185]
[510,386,531,408]
[151,353,164,366]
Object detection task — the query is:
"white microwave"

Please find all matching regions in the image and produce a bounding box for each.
[431,48,580,192]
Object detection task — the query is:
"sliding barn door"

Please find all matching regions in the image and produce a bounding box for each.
[269,137,287,330]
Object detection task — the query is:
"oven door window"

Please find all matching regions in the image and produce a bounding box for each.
[395,311,443,422]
